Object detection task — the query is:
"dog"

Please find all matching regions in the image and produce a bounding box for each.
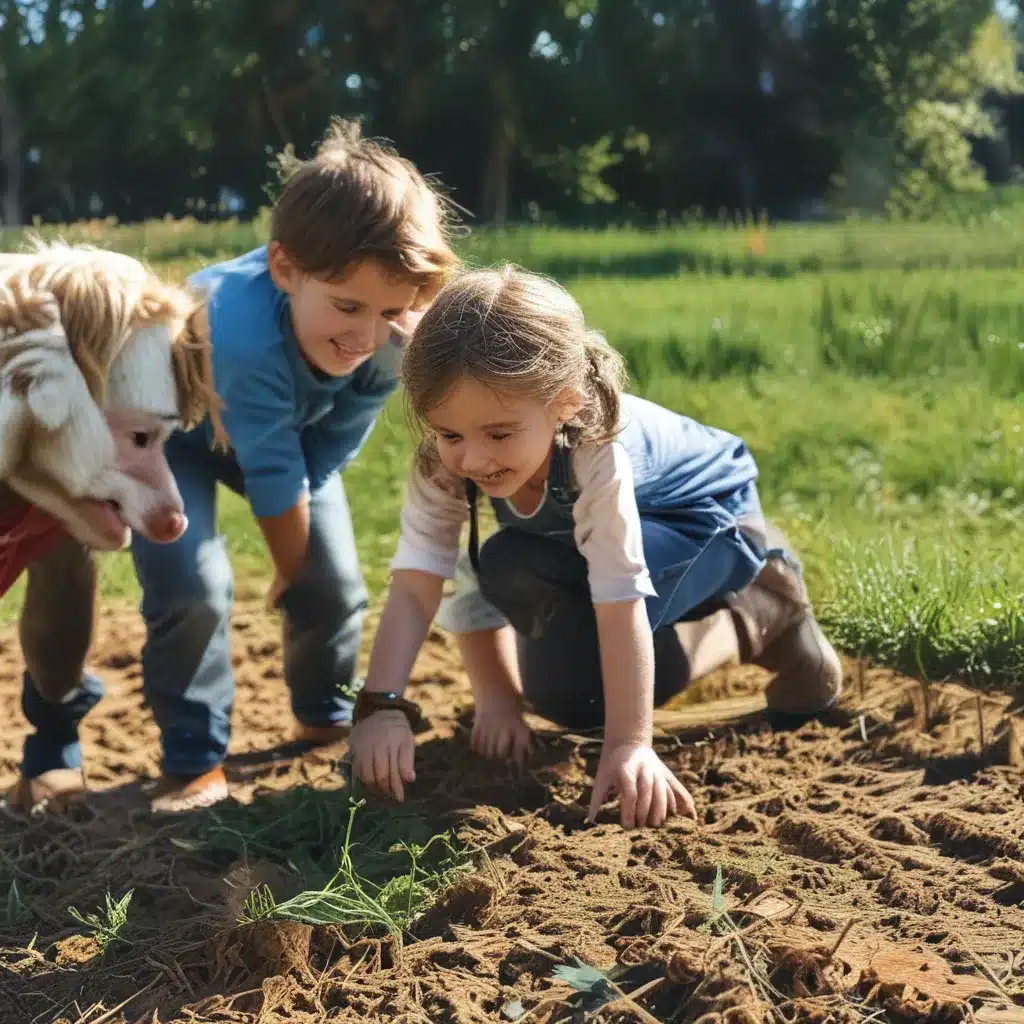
[0,240,224,593]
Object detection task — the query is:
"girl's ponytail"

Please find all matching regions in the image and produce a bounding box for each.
[564,329,626,446]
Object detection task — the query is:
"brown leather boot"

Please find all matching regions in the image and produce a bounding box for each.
[726,553,843,715]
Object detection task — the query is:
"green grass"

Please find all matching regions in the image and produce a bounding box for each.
[15,204,1024,278]
[181,789,474,938]
[0,217,1021,690]
[67,889,135,953]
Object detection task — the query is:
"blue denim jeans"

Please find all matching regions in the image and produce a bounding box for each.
[474,496,772,731]
[19,433,366,779]
[125,430,366,776]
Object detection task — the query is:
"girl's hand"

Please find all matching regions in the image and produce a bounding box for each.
[350,711,416,801]
[587,742,696,829]
[471,693,533,766]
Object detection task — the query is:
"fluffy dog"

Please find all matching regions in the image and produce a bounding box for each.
[0,240,224,815]
[0,240,224,592]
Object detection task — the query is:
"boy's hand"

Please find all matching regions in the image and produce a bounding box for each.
[257,496,310,601]
[350,710,416,801]
[266,572,287,612]
[587,742,696,829]
[471,692,533,766]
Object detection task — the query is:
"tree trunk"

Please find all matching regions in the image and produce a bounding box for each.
[481,116,514,226]
[0,69,22,227]
[736,156,759,214]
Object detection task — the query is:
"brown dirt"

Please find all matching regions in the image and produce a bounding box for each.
[0,602,1022,1024]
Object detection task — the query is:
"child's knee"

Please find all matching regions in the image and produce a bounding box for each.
[477,529,541,584]
[284,561,367,630]
[477,531,581,605]
[135,536,233,625]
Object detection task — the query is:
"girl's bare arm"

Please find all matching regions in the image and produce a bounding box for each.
[364,569,445,693]
[594,598,655,748]
[458,626,524,703]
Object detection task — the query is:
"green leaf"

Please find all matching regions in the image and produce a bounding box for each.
[551,957,612,994]
[711,864,725,917]
[502,998,526,1021]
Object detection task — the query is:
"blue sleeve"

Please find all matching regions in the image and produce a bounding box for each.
[217,349,309,519]
[303,337,403,492]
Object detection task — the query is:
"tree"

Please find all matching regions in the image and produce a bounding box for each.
[804,0,1016,216]
[0,0,1018,225]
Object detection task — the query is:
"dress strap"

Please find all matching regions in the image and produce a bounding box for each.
[547,437,579,504]
[466,479,481,573]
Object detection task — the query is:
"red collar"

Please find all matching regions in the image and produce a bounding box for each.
[0,504,67,597]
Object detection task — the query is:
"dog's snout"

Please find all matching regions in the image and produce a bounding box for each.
[145,508,187,544]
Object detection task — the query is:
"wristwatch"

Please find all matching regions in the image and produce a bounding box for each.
[352,689,423,728]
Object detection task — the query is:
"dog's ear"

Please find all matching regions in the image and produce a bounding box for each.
[0,320,104,490]
[0,386,31,479]
[25,374,72,431]
[24,343,88,433]
[0,327,79,432]
[0,338,116,501]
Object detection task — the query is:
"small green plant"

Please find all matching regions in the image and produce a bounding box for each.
[818,535,1024,691]
[382,833,468,925]
[697,864,729,935]
[1,880,30,927]
[238,798,472,938]
[67,889,134,952]
[694,866,792,1019]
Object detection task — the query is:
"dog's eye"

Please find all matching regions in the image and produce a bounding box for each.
[131,431,152,449]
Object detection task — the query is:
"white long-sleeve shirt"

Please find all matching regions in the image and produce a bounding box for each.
[391,392,768,635]
[389,440,663,630]
[391,439,658,609]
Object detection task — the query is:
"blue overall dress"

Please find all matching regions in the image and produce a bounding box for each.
[442,394,772,728]
[464,392,768,632]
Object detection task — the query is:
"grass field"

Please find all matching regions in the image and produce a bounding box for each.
[1,217,1023,1024]
[1,213,1020,690]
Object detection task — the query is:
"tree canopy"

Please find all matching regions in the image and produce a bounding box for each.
[0,0,1020,226]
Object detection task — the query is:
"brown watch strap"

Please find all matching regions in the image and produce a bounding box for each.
[352,689,423,728]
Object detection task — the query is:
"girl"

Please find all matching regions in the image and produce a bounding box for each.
[349,266,842,829]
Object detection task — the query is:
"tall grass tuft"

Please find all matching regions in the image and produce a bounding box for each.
[819,536,1024,690]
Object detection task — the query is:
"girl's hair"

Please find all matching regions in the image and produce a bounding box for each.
[402,264,628,473]
[270,118,463,307]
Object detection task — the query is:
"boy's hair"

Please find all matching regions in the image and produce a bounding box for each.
[403,264,628,473]
[271,118,462,306]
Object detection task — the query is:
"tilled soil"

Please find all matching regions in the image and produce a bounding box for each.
[0,602,1022,1024]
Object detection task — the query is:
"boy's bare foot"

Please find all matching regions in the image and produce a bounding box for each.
[149,765,228,814]
[2,768,88,817]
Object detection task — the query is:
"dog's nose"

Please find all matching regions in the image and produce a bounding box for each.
[145,508,187,544]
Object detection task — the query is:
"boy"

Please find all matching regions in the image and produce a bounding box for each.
[131,119,460,812]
